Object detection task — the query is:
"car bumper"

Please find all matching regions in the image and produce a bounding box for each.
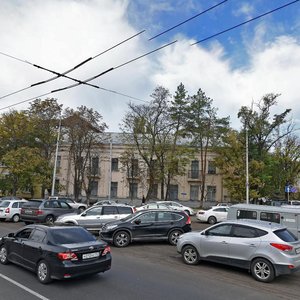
[274,263,300,276]
[50,254,112,280]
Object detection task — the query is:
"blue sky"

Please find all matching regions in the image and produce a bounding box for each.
[0,0,299,131]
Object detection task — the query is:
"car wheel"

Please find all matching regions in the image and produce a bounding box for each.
[208,216,217,225]
[251,258,275,283]
[113,231,130,247]
[45,215,55,224]
[182,245,199,265]
[12,214,20,223]
[168,229,183,246]
[0,246,9,265]
[37,260,52,284]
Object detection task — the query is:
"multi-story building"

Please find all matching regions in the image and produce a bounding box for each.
[55,133,229,205]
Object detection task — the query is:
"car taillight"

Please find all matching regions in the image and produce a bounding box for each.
[102,246,111,256]
[57,252,78,261]
[36,210,44,215]
[270,243,293,252]
[5,207,10,214]
[186,216,191,225]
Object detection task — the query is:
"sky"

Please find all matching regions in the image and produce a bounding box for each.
[0,0,299,132]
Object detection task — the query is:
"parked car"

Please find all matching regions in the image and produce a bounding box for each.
[177,219,300,283]
[0,224,111,283]
[156,201,195,216]
[93,200,117,206]
[0,199,28,222]
[99,209,192,247]
[55,204,135,232]
[49,196,87,212]
[196,206,228,224]
[135,202,171,211]
[20,199,77,224]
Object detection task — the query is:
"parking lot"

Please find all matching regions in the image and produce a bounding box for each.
[1,219,300,300]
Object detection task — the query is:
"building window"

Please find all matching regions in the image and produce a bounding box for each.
[208,160,216,174]
[91,157,99,175]
[111,182,118,198]
[169,185,178,201]
[190,185,199,201]
[128,158,139,177]
[90,181,98,196]
[112,158,118,171]
[206,186,216,201]
[129,183,138,199]
[190,160,200,179]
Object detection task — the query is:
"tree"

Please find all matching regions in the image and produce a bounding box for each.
[63,106,107,204]
[184,88,230,205]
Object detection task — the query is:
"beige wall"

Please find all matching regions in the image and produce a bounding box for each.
[55,140,228,203]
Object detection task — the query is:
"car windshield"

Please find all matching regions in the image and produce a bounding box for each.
[50,228,96,244]
[274,229,298,242]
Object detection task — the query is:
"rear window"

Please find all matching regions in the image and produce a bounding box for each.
[22,201,42,208]
[50,228,96,244]
[274,229,298,242]
[0,201,9,207]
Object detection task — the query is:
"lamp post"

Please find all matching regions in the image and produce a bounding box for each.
[245,126,249,204]
[51,118,61,196]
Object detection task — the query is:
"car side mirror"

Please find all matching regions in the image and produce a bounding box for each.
[81,212,87,217]
[134,219,141,225]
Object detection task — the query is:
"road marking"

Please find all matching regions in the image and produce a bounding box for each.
[0,273,50,300]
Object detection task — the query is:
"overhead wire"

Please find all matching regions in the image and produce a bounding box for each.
[0,30,145,100]
[191,0,300,45]
[0,39,177,111]
[148,0,228,41]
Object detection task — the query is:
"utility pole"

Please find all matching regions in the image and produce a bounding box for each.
[246,126,249,204]
[51,118,61,196]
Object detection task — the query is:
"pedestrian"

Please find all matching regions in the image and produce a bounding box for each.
[142,195,146,204]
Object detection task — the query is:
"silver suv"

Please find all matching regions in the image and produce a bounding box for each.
[177,219,300,282]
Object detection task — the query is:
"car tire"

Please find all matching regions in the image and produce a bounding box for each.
[251,258,275,283]
[208,216,217,225]
[113,231,130,247]
[0,246,9,265]
[168,229,183,246]
[12,214,20,223]
[37,260,52,284]
[45,215,55,224]
[182,245,199,265]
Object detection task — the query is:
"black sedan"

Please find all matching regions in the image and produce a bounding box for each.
[0,224,111,284]
[99,209,192,247]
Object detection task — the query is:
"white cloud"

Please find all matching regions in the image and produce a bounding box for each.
[0,0,299,132]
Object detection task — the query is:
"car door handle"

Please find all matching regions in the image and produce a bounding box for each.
[249,244,256,247]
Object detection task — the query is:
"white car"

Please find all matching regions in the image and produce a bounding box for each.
[55,204,135,232]
[156,201,195,216]
[196,206,228,224]
[0,199,28,222]
[135,203,172,211]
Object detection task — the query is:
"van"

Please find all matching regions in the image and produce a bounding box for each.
[227,204,300,238]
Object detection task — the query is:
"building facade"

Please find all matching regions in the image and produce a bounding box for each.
[54,133,229,204]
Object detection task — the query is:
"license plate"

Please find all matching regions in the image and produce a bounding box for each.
[295,247,300,254]
[25,209,33,214]
[82,252,100,259]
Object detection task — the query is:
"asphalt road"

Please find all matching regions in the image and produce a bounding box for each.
[0,220,300,300]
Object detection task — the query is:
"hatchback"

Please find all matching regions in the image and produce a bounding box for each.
[100,209,191,247]
[0,224,111,283]
[0,199,28,222]
[20,199,77,224]
[55,204,135,232]
[177,219,300,282]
